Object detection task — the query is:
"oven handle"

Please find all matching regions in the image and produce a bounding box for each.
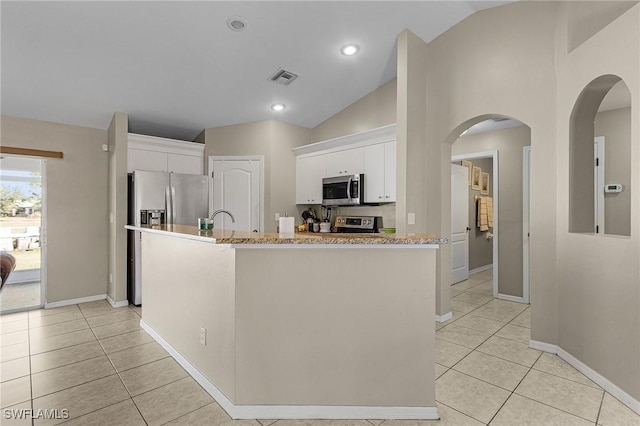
[347,176,353,202]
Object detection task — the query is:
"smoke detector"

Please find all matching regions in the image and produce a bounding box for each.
[268,68,299,86]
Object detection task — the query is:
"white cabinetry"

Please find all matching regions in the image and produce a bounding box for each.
[128,134,204,175]
[324,147,364,177]
[293,125,397,205]
[364,141,396,203]
[296,155,325,204]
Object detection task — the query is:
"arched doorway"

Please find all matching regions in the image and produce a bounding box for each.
[447,115,532,305]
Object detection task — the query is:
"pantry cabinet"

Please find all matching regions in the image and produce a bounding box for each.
[364,141,396,203]
[128,134,204,175]
[296,154,325,204]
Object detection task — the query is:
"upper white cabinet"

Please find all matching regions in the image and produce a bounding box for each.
[296,155,325,204]
[293,124,396,205]
[364,141,396,203]
[325,147,364,177]
[128,134,204,175]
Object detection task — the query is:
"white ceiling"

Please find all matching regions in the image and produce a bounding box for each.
[1,1,514,141]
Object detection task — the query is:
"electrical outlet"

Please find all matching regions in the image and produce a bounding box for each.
[199,327,206,345]
[408,213,415,225]
[275,213,280,222]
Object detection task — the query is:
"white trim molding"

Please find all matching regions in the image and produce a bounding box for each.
[435,312,453,323]
[106,294,129,308]
[497,293,526,304]
[45,294,107,309]
[469,264,493,275]
[141,319,439,420]
[529,340,640,416]
[293,124,396,157]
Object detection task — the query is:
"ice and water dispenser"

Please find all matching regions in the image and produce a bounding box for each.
[140,209,166,226]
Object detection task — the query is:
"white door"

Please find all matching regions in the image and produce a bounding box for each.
[451,163,469,284]
[211,159,262,232]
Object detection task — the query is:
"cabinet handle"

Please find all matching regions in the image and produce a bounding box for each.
[385,195,390,198]
[378,196,383,199]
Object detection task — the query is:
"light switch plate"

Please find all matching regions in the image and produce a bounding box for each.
[408,213,415,225]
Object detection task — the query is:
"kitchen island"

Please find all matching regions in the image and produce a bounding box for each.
[126,224,444,420]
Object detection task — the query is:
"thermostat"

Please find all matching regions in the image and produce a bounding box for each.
[604,184,623,193]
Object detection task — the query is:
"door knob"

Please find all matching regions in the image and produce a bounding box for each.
[466,227,471,231]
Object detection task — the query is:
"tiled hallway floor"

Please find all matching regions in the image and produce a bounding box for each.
[1,272,638,425]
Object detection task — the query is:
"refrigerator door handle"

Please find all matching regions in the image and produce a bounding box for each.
[165,185,172,224]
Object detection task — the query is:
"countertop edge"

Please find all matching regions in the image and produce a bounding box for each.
[125,225,446,247]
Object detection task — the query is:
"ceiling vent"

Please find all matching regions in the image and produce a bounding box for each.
[269,68,299,86]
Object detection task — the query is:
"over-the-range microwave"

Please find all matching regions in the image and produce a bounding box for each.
[322,174,364,206]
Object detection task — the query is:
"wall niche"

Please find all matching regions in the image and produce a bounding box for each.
[569,75,631,236]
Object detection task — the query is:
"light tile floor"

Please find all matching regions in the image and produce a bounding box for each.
[0,270,638,425]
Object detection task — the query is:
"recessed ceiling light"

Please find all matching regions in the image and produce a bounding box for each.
[341,44,360,56]
[227,15,247,32]
[271,104,286,112]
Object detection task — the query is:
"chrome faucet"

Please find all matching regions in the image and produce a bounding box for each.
[210,209,236,226]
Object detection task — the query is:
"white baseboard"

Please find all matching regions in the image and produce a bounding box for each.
[140,319,439,420]
[529,340,640,416]
[497,293,526,304]
[45,294,106,309]
[529,339,558,354]
[106,294,129,308]
[435,312,453,323]
[469,264,493,275]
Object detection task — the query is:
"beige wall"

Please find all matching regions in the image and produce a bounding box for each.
[107,112,129,303]
[453,125,531,297]
[1,115,109,303]
[311,78,396,143]
[426,0,559,327]
[595,106,632,236]
[204,120,311,233]
[555,3,639,400]
[142,231,436,408]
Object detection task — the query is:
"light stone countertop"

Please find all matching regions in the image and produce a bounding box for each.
[125,224,447,247]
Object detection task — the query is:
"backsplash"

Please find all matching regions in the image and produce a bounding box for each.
[296,203,396,229]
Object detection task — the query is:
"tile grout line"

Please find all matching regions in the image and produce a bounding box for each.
[78,302,150,425]
[594,390,605,425]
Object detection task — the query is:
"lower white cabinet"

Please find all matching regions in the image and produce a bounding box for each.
[296,155,325,204]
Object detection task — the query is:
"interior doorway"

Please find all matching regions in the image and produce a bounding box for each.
[209,156,264,233]
[451,151,498,298]
[0,155,46,313]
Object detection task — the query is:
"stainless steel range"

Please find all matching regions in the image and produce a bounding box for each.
[333,215,383,233]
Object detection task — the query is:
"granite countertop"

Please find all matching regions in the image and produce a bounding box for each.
[126,224,447,246]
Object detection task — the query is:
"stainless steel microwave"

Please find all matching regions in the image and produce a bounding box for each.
[322,174,364,206]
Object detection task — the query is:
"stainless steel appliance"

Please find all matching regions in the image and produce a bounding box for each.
[333,215,383,233]
[322,174,364,206]
[127,170,209,305]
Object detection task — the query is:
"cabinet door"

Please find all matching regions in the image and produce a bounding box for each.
[296,155,325,204]
[325,148,364,177]
[168,153,203,175]
[363,144,385,203]
[128,149,168,173]
[384,141,396,202]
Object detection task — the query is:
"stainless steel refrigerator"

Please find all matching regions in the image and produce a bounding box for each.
[127,170,209,305]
